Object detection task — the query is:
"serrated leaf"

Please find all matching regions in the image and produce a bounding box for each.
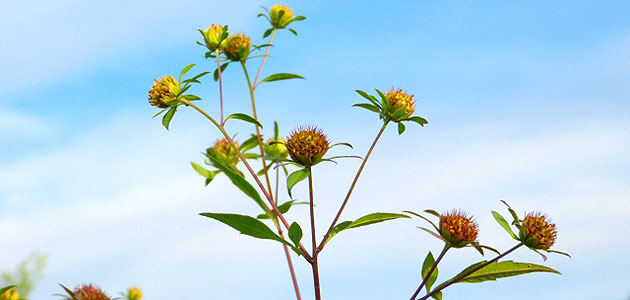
[225,113,263,128]
[200,212,292,247]
[260,73,305,83]
[492,211,518,240]
[287,168,309,197]
[422,252,439,292]
[352,103,380,113]
[288,222,303,246]
[398,122,406,134]
[162,106,177,130]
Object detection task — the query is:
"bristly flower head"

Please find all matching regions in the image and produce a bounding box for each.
[286,126,330,167]
[203,24,226,52]
[521,212,557,250]
[222,33,251,61]
[385,87,415,121]
[74,284,111,300]
[148,76,180,108]
[264,137,288,159]
[439,210,479,248]
[126,287,142,300]
[211,138,240,167]
[0,287,18,300]
[270,4,294,29]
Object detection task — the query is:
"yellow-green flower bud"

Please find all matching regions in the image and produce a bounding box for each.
[127,287,142,300]
[385,88,415,121]
[148,76,181,108]
[439,210,479,248]
[211,139,240,167]
[286,126,329,167]
[264,137,288,159]
[0,288,18,300]
[203,24,225,52]
[520,212,557,250]
[269,4,294,29]
[222,33,251,61]
[74,284,111,300]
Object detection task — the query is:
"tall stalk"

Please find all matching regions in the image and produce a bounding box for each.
[215,52,225,125]
[308,167,322,300]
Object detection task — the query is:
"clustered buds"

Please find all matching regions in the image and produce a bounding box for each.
[521,212,557,250]
[286,126,329,166]
[385,88,415,121]
[264,137,289,159]
[148,76,180,108]
[203,24,225,52]
[439,210,479,248]
[126,287,143,300]
[223,33,251,61]
[74,284,111,300]
[269,4,294,29]
[211,139,240,167]
[0,288,18,300]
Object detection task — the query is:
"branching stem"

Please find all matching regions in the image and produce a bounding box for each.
[410,245,450,300]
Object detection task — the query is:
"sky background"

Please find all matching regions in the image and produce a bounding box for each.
[1,0,629,299]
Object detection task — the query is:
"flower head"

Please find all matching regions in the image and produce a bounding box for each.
[203,24,225,52]
[270,4,294,29]
[222,33,251,61]
[286,126,329,167]
[148,76,180,108]
[385,88,415,121]
[126,287,142,300]
[264,137,288,159]
[0,288,18,300]
[210,139,240,167]
[74,284,111,300]
[439,210,479,248]
[520,212,557,250]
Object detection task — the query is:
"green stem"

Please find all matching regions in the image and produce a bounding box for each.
[308,167,322,300]
[417,243,524,300]
[318,120,390,251]
[215,52,225,125]
[253,28,277,89]
[410,245,450,300]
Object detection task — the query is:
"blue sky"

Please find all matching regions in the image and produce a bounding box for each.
[1,1,629,299]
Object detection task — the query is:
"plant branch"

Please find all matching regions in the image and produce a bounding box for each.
[215,52,225,126]
[318,120,390,251]
[253,28,277,89]
[417,243,524,300]
[410,245,450,300]
[308,167,322,300]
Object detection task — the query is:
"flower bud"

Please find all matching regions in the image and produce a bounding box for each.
[286,126,329,167]
[520,212,557,250]
[439,210,479,248]
[264,137,288,159]
[269,4,294,29]
[210,139,240,167]
[74,284,111,300]
[385,88,415,121]
[148,76,180,108]
[0,288,18,300]
[127,287,142,300]
[203,24,225,52]
[222,33,251,61]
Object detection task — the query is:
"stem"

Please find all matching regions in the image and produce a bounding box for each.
[410,245,450,300]
[417,243,524,300]
[241,61,275,209]
[187,102,312,262]
[216,52,225,126]
[253,28,277,89]
[308,167,322,300]
[318,121,390,251]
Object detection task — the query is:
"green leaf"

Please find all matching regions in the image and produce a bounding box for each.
[225,113,263,128]
[288,28,298,36]
[422,252,439,292]
[0,286,15,296]
[260,73,305,83]
[406,116,429,127]
[162,106,177,130]
[431,291,442,300]
[179,63,195,82]
[352,103,380,113]
[287,168,310,197]
[355,90,381,107]
[459,260,561,283]
[288,222,303,246]
[182,94,201,101]
[214,62,230,81]
[263,28,274,38]
[398,122,406,134]
[257,200,300,219]
[375,89,388,106]
[492,211,518,240]
[191,162,220,185]
[206,149,268,213]
[293,15,306,21]
[240,134,260,152]
[200,212,292,247]
[325,212,410,245]
[325,221,352,245]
